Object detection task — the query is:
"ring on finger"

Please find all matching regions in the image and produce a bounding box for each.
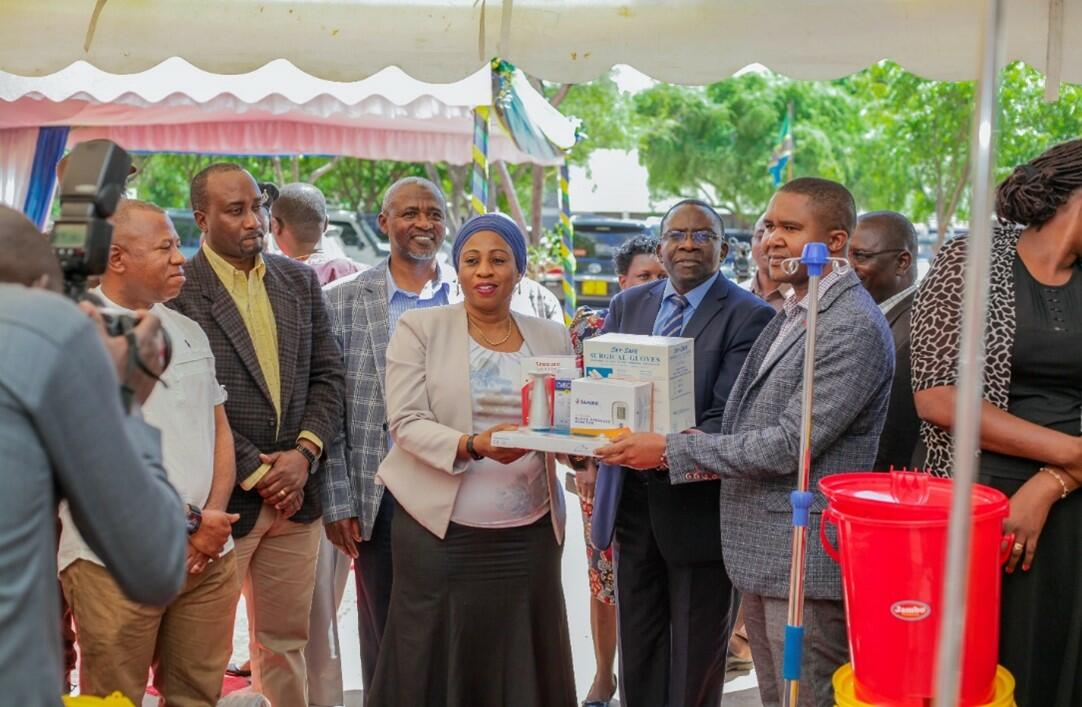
[1012,541,1025,553]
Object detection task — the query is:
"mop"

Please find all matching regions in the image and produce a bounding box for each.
[779,242,850,707]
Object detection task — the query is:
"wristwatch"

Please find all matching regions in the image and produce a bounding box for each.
[295,443,318,472]
[466,434,484,461]
[185,504,202,535]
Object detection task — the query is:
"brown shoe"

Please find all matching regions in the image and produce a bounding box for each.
[726,629,754,672]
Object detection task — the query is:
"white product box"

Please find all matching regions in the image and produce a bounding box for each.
[491,429,612,457]
[570,378,653,437]
[520,356,581,430]
[583,333,695,434]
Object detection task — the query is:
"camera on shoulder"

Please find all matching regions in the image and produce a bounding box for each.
[49,139,136,337]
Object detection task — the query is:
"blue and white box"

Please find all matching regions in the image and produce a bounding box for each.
[583,333,695,434]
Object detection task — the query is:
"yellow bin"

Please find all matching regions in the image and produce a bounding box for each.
[64,693,137,707]
[834,663,1016,706]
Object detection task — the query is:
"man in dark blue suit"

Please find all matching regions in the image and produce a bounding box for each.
[595,200,773,707]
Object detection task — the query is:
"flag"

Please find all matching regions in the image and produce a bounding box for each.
[768,113,793,186]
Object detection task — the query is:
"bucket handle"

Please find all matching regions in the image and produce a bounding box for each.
[820,506,841,563]
[998,532,1016,566]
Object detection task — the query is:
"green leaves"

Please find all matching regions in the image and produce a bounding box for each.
[629,61,1082,231]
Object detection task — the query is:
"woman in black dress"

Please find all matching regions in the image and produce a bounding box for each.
[911,138,1082,706]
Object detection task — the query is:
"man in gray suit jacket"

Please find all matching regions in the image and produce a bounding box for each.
[321,177,455,694]
[600,178,894,707]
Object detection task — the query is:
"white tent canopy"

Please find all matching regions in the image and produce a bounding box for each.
[0,58,576,165]
[0,0,1077,86]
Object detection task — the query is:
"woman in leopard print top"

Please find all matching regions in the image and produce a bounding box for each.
[911,139,1082,706]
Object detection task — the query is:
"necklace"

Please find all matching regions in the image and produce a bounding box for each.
[468,313,513,346]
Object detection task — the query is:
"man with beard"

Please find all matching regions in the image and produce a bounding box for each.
[168,163,344,707]
[321,177,455,693]
[589,199,773,707]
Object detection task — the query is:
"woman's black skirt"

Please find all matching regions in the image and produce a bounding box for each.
[368,509,577,707]
[981,473,1082,707]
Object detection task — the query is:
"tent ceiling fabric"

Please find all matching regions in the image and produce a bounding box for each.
[0,58,493,107]
[0,58,575,165]
[0,0,1077,84]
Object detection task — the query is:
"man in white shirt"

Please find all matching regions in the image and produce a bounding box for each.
[59,199,240,707]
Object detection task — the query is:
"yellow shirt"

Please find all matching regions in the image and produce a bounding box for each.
[202,244,322,480]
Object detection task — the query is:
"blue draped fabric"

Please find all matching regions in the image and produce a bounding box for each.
[491,60,567,163]
[22,126,69,228]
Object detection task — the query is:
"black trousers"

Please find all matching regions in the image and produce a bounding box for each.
[614,474,737,707]
[355,492,395,695]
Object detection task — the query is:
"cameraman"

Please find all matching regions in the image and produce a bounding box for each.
[0,205,186,705]
[61,199,241,706]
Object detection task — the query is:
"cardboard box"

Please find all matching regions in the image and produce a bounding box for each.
[570,378,652,437]
[520,355,581,430]
[583,333,695,434]
[491,429,614,457]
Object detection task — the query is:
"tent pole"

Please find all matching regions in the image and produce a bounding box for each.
[933,0,1004,704]
[470,105,490,217]
[557,161,576,325]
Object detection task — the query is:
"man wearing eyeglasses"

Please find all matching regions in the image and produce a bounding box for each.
[848,211,921,470]
[592,199,773,707]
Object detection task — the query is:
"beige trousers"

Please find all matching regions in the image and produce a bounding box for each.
[61,552,238,707]
[233,504,322,707]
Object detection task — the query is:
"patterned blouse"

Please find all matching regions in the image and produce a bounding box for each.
[568,306,609,365]
[910,225,1021,475]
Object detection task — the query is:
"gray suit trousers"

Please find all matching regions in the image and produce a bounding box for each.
[742,594,848,707]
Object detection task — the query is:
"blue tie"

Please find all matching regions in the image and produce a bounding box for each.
[658,294,690,337]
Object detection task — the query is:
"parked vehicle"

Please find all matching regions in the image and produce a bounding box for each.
[166,208,202,260]
[326,209,385,266]
[536,216,648,307]
[328,209,454,266]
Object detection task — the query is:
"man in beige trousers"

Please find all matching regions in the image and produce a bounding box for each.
[60,200,239,706]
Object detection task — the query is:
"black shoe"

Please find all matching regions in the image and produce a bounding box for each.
[225,662,252,678]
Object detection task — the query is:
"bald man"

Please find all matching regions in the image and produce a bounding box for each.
[60,200,241,706]
[848,210,921,469]
[271,182,364,286]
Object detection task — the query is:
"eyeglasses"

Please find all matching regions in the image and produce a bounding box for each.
[848,248,906,264]
[662,229,721,245]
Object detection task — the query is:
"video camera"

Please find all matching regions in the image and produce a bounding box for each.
[49,140,138,336]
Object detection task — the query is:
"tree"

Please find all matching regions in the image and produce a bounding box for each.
[633,73,859,226]
[132,153,425,214]
[848,61,1082,248]
[846,63,974,248]
[631,61,1082,239]
[995,62,1082,182]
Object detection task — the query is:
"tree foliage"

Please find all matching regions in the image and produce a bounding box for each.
[129,61,1081,248]
[633,73,859,226]
[632,61,1082,239]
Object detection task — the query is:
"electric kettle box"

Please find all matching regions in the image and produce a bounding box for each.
[582,334,695,434]
[570,378,653,437]
[521,356,581,429]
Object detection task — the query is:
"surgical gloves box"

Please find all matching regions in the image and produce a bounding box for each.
[582,333,695,434]
[570,378,652,437]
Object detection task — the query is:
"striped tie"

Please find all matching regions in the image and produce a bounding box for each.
[658,293,690,337]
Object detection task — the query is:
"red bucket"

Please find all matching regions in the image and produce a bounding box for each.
[819,472,1012,705]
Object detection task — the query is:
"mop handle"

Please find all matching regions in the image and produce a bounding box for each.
[781,241,829,707]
